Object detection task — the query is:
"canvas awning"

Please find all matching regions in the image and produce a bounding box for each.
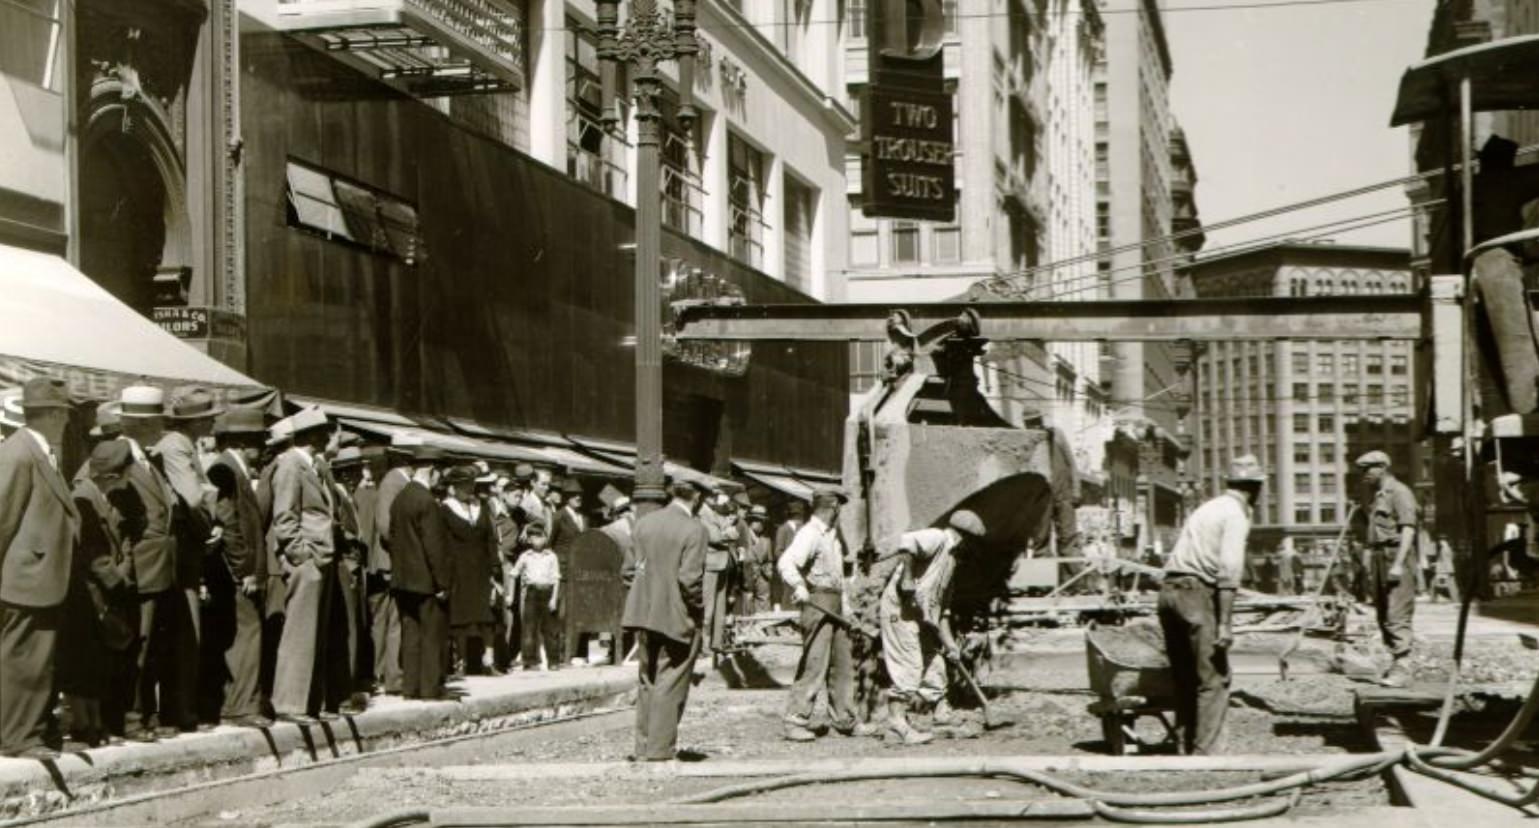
[0,244,267,401]
[566,434,741,492]
[1390,35,1539,126]
[734,459,841,501]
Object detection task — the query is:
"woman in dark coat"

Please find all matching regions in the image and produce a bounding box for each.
[441,466,499,675]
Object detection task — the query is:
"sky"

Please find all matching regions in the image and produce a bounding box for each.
[1163,0,1437,252]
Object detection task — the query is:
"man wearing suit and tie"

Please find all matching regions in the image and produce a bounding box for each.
[621,480,708,762]
[369,436,415,695]
[269,408,349,721]
[389,442,451,700]
[117,385,198,739]
[0,378,80,759]
[206,406,271,726]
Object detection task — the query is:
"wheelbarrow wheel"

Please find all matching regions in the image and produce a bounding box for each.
[1101,714,1127,755]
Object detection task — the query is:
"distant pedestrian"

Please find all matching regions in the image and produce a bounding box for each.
[740,506,772,614]
[698,491,738,659]
[510,524,561,670]
[778,487,857,742]
[773,500,807,608]
[0,379,79,759]
[1276,538,1300,597]
[1355,450,1419,688]
[622,480,709,761]
[1159,454,1264,756]
[389,443,451,700]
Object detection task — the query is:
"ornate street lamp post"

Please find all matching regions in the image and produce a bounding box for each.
[594,0,699,512]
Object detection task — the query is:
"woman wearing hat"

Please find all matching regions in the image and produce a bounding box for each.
[441,465,499,676]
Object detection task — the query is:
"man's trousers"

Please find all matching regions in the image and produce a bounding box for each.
[130,588,200,731]
[783,589,855,730]
[631,628,701,761]
[271,560,350,716]
[396,590,447,699]
[1157,575,1230,755]
[0,603,58,754]
[368,583,402,692]
[1370,544,1417,658]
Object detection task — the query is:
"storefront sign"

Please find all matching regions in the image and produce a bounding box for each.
[861,86,955,222]
[154,306,247,342]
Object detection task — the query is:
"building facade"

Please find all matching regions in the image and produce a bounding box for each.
[1187,243,1418,542]
[1094,0,1194,550]
[1,0,855,477]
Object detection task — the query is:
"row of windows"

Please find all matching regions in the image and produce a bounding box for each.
[1290,353,1408,376]
[851,217,961,267]
[1287,273,1412,296]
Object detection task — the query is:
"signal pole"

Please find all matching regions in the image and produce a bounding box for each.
[594,0,699,513]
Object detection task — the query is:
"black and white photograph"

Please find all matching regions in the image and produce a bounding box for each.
[0,0,1533,824]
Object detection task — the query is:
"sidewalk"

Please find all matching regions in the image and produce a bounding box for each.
[0,666,636,821]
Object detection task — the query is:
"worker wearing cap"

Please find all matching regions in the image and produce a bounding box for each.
[1159,454,1265,755]
[880,510,987,745]
[777,487,858,741]
[739,506,772,615]
[1355,450,1419,688]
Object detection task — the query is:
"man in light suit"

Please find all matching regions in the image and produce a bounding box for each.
[389,443,451,700]
[206,406,270,726]
[269,408,349,721]
[158,387,222,725]
[117,384,198,738]
[621,480,708,761]
[0,378,79,759]
[368,437,415,695]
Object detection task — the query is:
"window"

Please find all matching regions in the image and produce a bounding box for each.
[1292,353,1309,375]
[1318,414,1335,432]
[1320,504,1337,523]
[285,161,421,265]
[944,0,959,32]
[1391,355,1408,376]
[0,0,64,90]
[566,20,628,198]
[1367,384,1383,405]
[850,230,879,267]
[1317,353,1335,374]
[1320,474,1337,494]
[659,92,705,236]
[1344,385,1360,405]
[1367,354,1384,375]
[846,0,866,39]
[1391,385,1410,406]
[933,226,961,263]
[1318,384,1334,402]
[1320,443,1336,463]
[1293,414,1310,433]
[1295,506,1312,524]
[891,222,920,264]
[1342,353,1359,376]
[1295,473,1311,494]
[1294,445,1311,463]
[728,133,768,267]
[1293,382,1309,402]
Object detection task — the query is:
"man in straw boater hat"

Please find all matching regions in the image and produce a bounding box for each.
[268,407,350,722]
[116,383,201,738]
[205,406,271,727]
[0,378,80,758]
[1159,453,1266,756]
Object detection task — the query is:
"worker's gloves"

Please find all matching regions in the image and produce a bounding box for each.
[792,585,810,605]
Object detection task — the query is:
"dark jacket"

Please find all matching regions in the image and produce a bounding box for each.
[208,451,267,581]
[370,467,410,574]
[550,505,586,560]
[67,477,136,657]
[121,450,179,595]
[389,480,450,595]
[0,430,78,608]
[621,501,708,642]
[443,499,497,627]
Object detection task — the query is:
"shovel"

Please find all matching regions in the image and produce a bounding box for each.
[805,602,1009,731]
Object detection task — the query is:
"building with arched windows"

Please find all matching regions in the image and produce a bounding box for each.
[1186,242,1421,544]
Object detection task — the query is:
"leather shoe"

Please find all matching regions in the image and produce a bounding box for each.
[783,724,818,742]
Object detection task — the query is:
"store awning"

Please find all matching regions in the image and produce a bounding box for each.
[734,459,841,501]
[567,434,741,492]
[0,244,266,401]
[447,421,632,478]
[736,466,814,501]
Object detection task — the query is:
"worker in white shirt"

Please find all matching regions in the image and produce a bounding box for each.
[1159,454,1265,756]
[777,487,856,742]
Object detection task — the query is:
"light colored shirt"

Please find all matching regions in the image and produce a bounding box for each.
[511,548,561,587]
[889,527,959,624]
[777,514,845,594]
[444,496,480,524]
[1165,491,1252,590]
[1362,475,1418,547]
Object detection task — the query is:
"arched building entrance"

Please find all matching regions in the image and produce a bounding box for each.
[78,73,191,319]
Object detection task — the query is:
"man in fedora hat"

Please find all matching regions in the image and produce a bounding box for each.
[739,505,772,615]
[269,408,349,721]
[622,479,710,760]
[158,386,222,541]
[1159,454,1266,755]
[0,378,79,758]
[0,389,23,440]
[367,434,417,695]
[329,444,373,707]
[206,407,271,726]
[778,487,858,742]
[548,477,587,664]
[389,442,452,699]
[117,384,201,738]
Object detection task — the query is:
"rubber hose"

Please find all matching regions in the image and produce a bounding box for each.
[1092,790,1301,824]
[1429,536,1483,748]
[1420,669,1539,771]
[1405,744,1539,808]
[672,753,1400,808]
[344,809,431,828]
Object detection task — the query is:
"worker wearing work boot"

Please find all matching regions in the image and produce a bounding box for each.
[777,487,858,741]
[879,510,986,745]
[1355,450,1419,688]
[1159,454,1264,756]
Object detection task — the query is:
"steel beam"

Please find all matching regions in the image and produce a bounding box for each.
[673,294,1427,342]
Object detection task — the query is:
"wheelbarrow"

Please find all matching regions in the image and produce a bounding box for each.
[1085,622,1179,755]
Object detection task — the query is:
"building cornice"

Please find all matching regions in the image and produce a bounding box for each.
[701,0,858,136]
[1139,0,1173,79]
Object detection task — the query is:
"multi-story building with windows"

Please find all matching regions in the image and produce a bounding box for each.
[1188,243,1418,541]
[1093,0,1196,549]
